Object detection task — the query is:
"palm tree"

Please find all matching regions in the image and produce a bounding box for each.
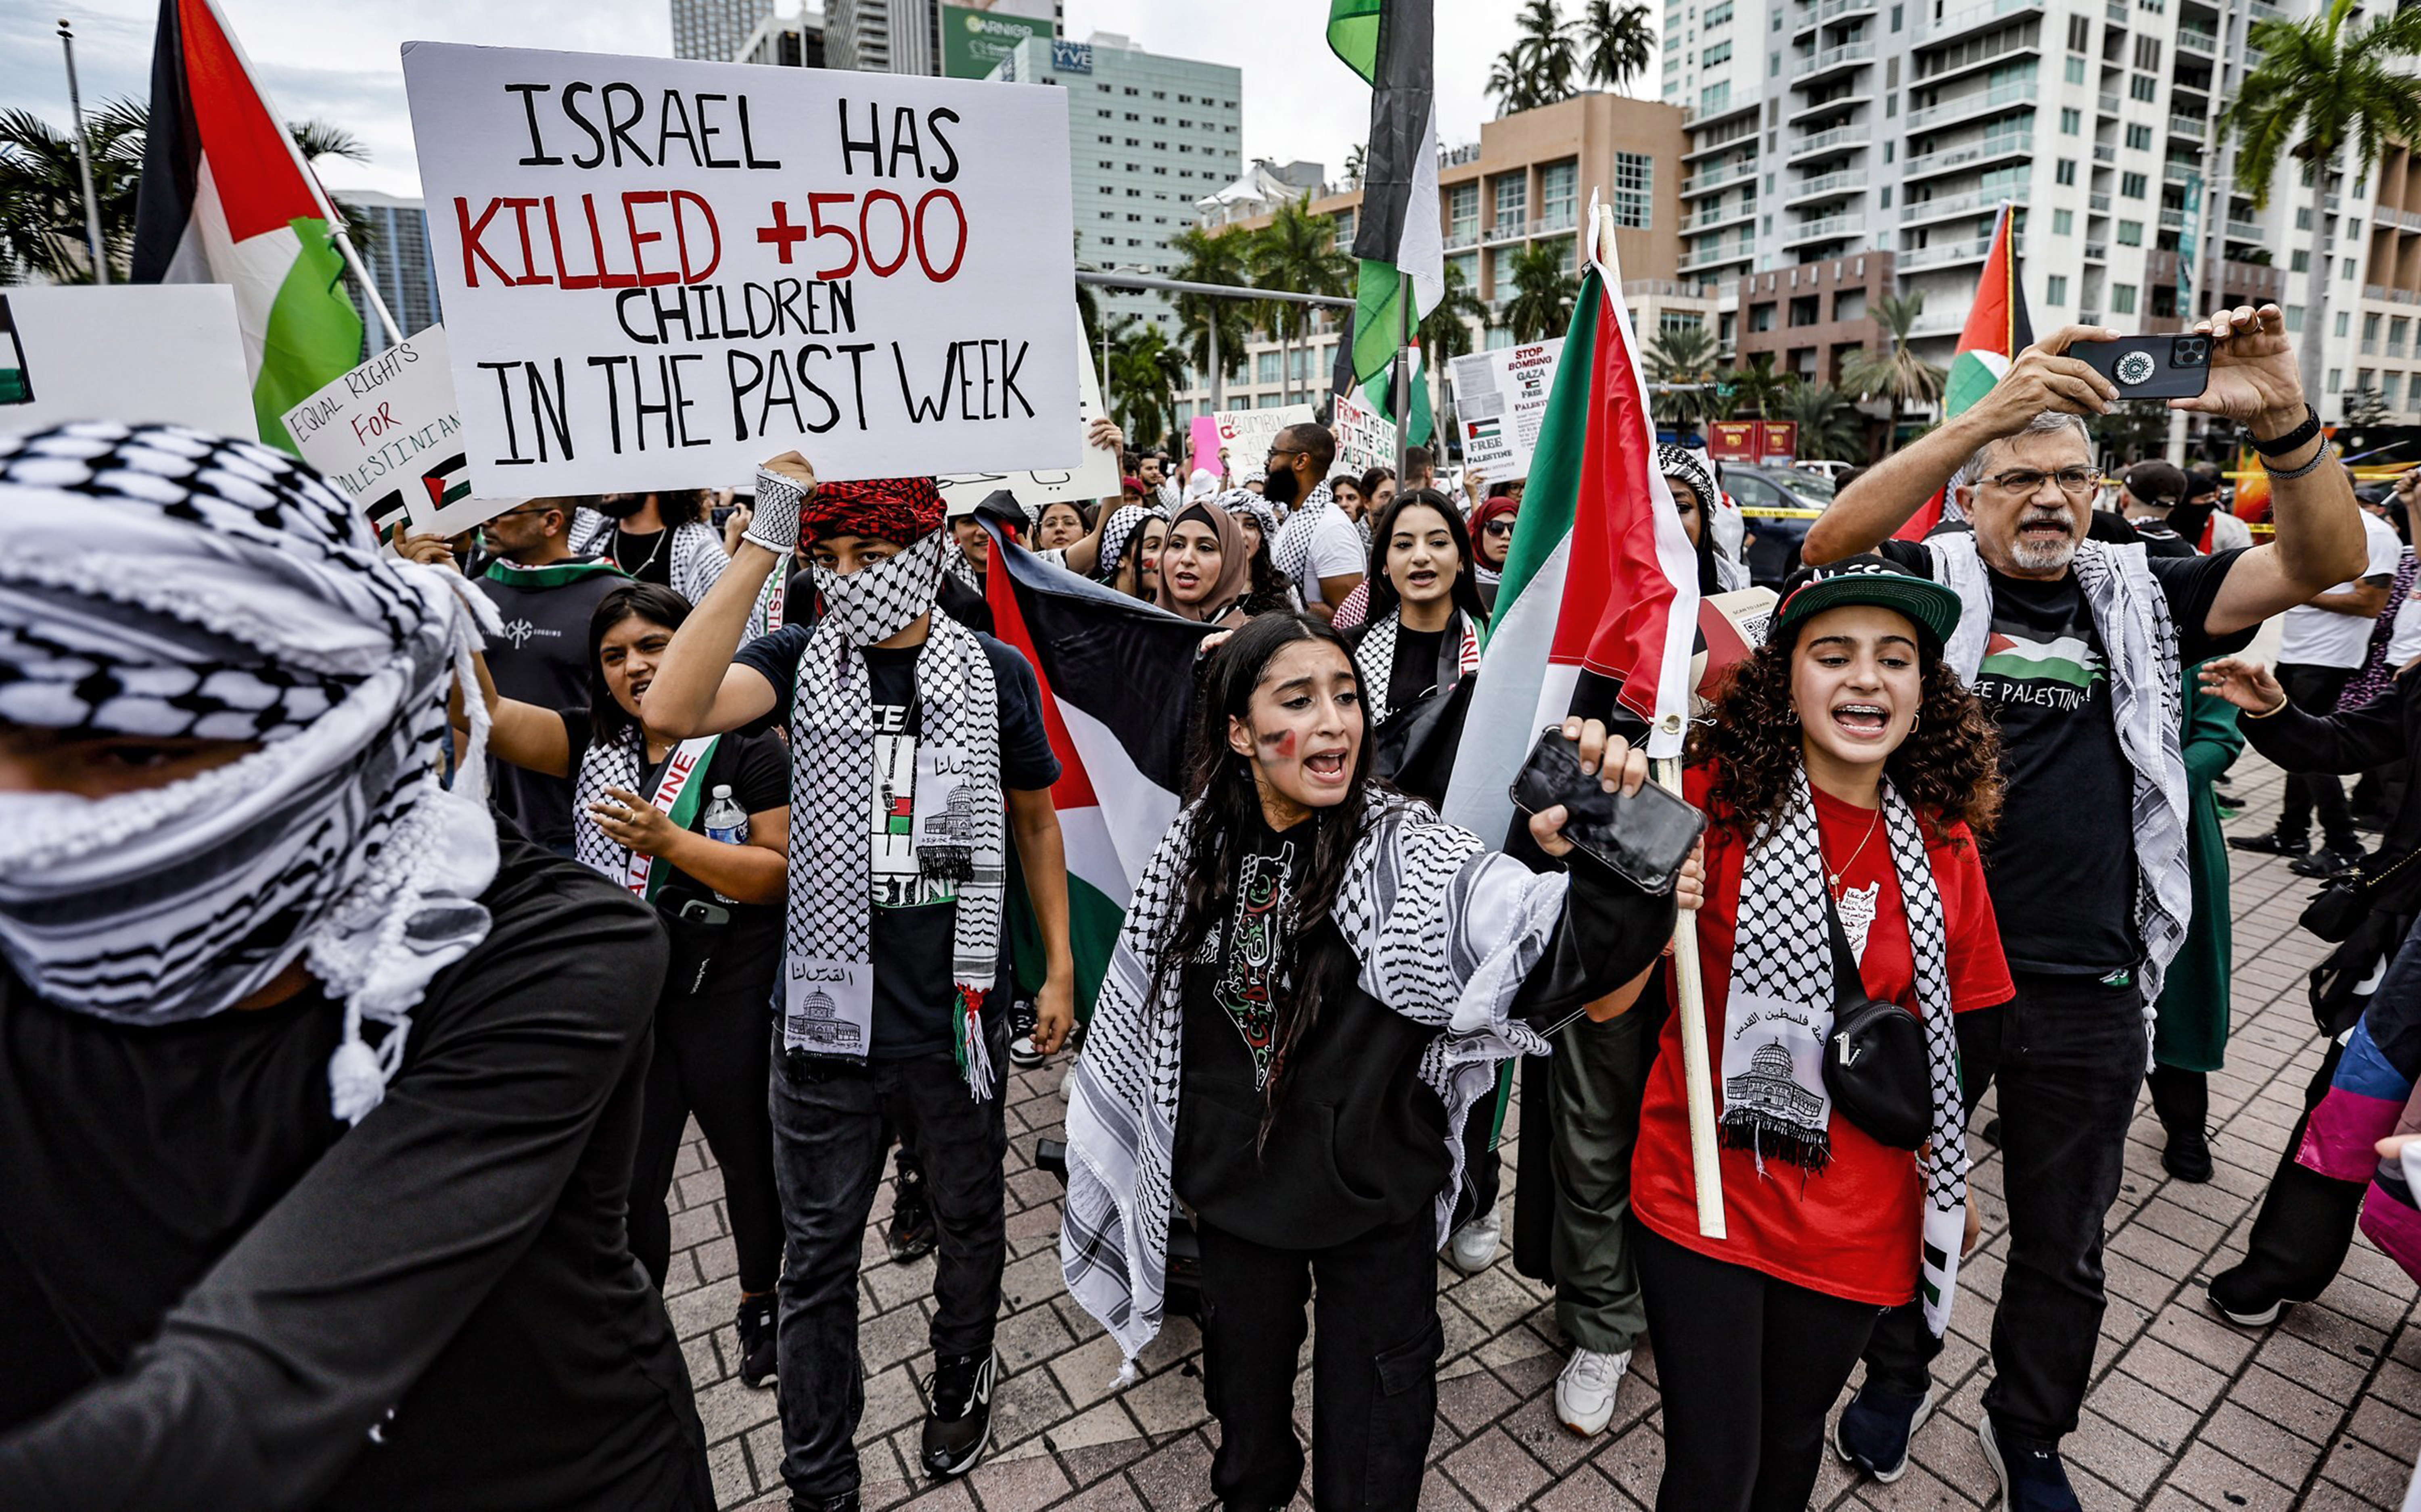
[1502,242,1578,343]
[1726,355,1796,421]
[1839,293,1946,452]
[1779,381,1865,463]
[1247,194,1352,405]
[2224,0,2421,394]
[1,100,370,285]
[1344,143,1367,190]
[1489,0,1580,117]
[1577,0,1656,92]
[1486,53,1544,117]
[1104,316,1188,453]
[1644,321,1721,429]
[1166,225,1256,408]
[1420,259,1491,446]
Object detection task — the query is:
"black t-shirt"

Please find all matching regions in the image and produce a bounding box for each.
[1387,626,1447,714]
[475,561,627,849]
[732,623,1059,1058]
[605,526,674,587]
[0,837,701,1510]
[1877,539,2251,973]
[560,709,789,998]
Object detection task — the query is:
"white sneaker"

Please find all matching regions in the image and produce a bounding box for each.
[1555,1346,1631,1436]
[1445,1208,1502,1274]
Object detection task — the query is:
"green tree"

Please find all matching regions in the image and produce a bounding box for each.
[1839,293,1946,453]
[1489,0,1578,116]
[1577,0,1656,92]
[1727,355,1797,420]
[1502,242,1578,343]
[1167,225,1256,407]
[1779,381,1865,463]
[2344,384,2394,427]
[1344,142,1367,189]
[2224,0,2421,391]
[1420,259,1491,447]
[1104,315,1188,453]
[1247,194,1351,405]
[1644,320,1721,429]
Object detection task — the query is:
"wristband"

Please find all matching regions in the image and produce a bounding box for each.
[2264,440,2336,483]
[2243,690,2289,719]
[743,466,807,554]
[2247,403,2321,458]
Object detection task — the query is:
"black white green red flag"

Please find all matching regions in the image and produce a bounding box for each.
[132,0,364,455]
[1328,0,1442,392]
[1898,201,2032,539]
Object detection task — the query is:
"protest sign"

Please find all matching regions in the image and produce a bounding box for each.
[282,325,521,538]
[936,312,1118,516]
[401,42,1077,497]
[1449,338,1560,483]
[1331,387,1397,476]
[1192,403,1313,480]
[0,285,252,438]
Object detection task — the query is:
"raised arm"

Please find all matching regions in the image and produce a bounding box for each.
[645,455,808,741]
[1050,418,1127,578]
[1804,325,2122,564]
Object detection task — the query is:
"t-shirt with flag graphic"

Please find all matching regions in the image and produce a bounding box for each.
[1877,539,2249,973]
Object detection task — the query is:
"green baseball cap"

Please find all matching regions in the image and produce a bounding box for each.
[1773,553,1964,653]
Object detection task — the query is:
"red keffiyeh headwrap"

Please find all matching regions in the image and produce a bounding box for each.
[799,476,944,546]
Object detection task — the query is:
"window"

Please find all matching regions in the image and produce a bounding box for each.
[2067,15,2091,48]
[2061,107,2082,134]
[1492,173,1527,231]
[1543,161,1581,230]
[2047,273,2069,303]
[2291,249,2310,272]
[1700,81,1732,112]
[1613,154,1654,229]
[2296,207,2312,229]
[1256,351,1279,384]
[2111,283,2137,314]
[2132,36,2162,69]
[1891,3,1903,28]
[2388,373,2405,407]
[1448,251,1478,290]
[2129,73,2157,101]
[1704,40,1733,65]
[2286,306,2304,332]
[1706,0,1734,22]
[2126,124,2153,151]
[1448,182,1480,242]
[1750,301,1776,331]
[2121,171,2147,198]
[1491,250,1518,303]
[2057,159,2078,186]
[2065,56,2087,83]
[1662,311,1706,336]
[2053,208,2075,235]
[2366,312,2384,341]
[2117,219,2143,245]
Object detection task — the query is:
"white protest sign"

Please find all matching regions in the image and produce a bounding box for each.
[1450,338,1562,483]
[1194,403,1313,480]
[401,41,1077,497]
[935,312,1117,516]
[0,285,253,438]
[282,325,523,538]
[1331,387,1397,476]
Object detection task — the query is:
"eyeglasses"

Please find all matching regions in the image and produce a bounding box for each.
[1483,520,1518,538]
[1980,467,2100,496]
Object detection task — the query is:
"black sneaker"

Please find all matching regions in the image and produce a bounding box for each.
[887,1165,937,1264]
[2290,844,2366,878]
[2206,1264,2289,1327]
[736,1295,778,1389]
[2227,830,2310,858]
[1978,1416,2082,1512]
[1008,998,1043,1067]
[919,1348,997,1479]
[2161,1123,2214,1183]
[1834,1384,1930,1481]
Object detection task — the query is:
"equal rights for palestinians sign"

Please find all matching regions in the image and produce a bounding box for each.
[401,43,1078,497]
[282,326,518,539]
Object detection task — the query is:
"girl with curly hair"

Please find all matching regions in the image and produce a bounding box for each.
[1620,554,2014,1512]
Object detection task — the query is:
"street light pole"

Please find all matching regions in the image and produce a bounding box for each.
[57,20,107,285]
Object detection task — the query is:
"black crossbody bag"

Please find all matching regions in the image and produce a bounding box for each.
[1819,890,1932,1151]
[2300,845,2421,944]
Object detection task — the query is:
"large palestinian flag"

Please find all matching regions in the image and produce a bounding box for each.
[983,515,1213,1015]
[1900,202,2032,539]
[1329,0,1442,391]
[1441,202,1700,843]
[132,0,364,455]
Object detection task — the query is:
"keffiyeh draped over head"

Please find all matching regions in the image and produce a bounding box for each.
[1095,503,1156,582]
[0,422,502,1124]
[1216,487,1280,550]
[801,474,945,547]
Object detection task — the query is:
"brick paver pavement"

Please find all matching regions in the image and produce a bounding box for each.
[667,754,2421,1510]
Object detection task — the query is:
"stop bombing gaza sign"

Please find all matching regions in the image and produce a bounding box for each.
[401,42,1078,495]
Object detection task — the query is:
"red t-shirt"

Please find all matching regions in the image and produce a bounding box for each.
[1631,765,2014,1306]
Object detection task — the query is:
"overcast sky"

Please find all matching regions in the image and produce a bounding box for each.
[1,0,1631,200]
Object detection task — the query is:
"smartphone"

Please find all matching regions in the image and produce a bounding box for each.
[1507,728,1706,894]
[2077,334,2212,401]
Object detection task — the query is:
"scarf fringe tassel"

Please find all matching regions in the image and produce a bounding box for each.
[1719,1109,1832,1177]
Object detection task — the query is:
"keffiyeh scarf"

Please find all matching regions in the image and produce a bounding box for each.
[1352,608,1481,726]
[1930,532,2191,1026]
[782,532,1008,1098]
[1269,480,1340,591]
[570,510,728,604]
[571,729,719,900]
[0,422,501,1125]
[1722,771,1969,1336]
[1062,792,1567,1374]
[1096,503,1156,582]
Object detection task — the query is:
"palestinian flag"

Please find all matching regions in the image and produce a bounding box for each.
[1329,0,1442,391]
[132,0,364,454]
[1441,202,1700,842]
[1901,201,2031,539]
[982,514,1213,1015]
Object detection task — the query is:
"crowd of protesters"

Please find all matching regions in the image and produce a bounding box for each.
[3,301,2420,1512]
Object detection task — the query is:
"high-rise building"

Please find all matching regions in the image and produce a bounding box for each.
[672,0,775,62]
[332,190,443,359]
[824,0,1056,75]
[734,9,826,67]
[1661,0,2357,423]
[991,31,1242,340]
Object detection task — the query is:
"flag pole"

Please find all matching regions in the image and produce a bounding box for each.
[1392,272,1410,477]
[56,20,109,286]
[332,227,403,346]
[1598,194,1725,1242]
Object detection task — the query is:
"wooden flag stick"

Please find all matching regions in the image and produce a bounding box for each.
[1654,755,1727,1238]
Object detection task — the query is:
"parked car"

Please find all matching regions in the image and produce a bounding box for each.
[1722,463,1833,590]
[1791,459,1854,485]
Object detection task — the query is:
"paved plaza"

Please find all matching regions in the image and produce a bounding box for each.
[667,754,2421,1510]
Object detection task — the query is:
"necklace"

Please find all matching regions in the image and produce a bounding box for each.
[614,524,669,580]
[1819,806,1884,897]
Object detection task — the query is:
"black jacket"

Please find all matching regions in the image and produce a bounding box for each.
[2241,665,2421,915]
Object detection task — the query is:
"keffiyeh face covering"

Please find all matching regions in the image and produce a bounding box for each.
[0,422,501,1124]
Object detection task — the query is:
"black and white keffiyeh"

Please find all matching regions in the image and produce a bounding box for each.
[0,422,501,1125]
[1062,791,1566,1374]
[1351,608,1481,727]
[1929,532,2190,1030]
[1094,503,1156,583]
[1723,771,1969,1336]
[780,531,1008,1098]
[1269,480,1339,591]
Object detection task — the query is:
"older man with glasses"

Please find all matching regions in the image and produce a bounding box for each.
[1800,305,2366,1512]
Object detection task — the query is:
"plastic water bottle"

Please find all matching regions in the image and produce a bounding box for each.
[702,785,748,847]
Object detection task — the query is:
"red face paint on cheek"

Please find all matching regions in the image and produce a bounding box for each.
[1260,729,1297,760]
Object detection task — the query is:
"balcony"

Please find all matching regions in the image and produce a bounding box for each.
[2083,241,2109,260]
[1481,216,1532,244]
[1905,80,2039,133]
[2099,92,2123,114]
[1679,238,1759,273]
[1793,40,1878,80]
[1785,123,1873,161]
[2105,0,2126,18]
[2164,161,2198,185]
[1682,200,1758,232]
[1682,159,1760,196]
[2171,113,2208,140]
[1786,170,1866,205]
[1924,0,2045,43]
[1782,215,1861,245]
[2089,192,2113,213]
[2224,217,2265,240]
[1902,189,2005,226]
[2394,341,2414,360]
[1685,125,1760,161]
[1795,0,1880,36]
[1916,35,2044,88]
[2362,339,2383,356]
[2369,284,2421,305]
[2249,0,2286,17]
[1902,132,2032,182]
[1683,87,1763,125]
[2093,143,2118,165]
[1898,234,2019,270]
[2159,207,2188,230]
[1445,225,1481,252]
[2178,27,2218,54]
